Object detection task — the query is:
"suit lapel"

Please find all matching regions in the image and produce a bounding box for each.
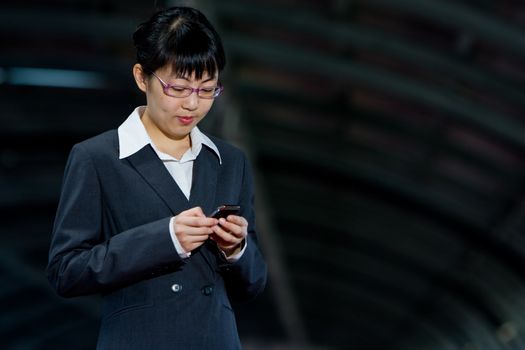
[126,145,188,215]
[189,147,219,216]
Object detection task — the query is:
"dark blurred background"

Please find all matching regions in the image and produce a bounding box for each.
[2,0,525,349]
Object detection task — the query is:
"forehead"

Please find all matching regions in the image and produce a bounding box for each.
[159,65,217,81]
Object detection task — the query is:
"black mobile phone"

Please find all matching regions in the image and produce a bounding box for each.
[210,205,241,219]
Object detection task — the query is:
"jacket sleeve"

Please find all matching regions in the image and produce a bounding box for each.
[220,154,268,302]
[46,144,182,298]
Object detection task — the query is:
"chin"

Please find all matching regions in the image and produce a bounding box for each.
[169,128,192,140]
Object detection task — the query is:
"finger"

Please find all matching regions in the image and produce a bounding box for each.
[179,233,210,244]
[210,230,243,253]
[179,236,210,247]
[176,216,218,228]
[176,230,210,252]
[218,218,246,239]
[180,206,206,217]
[212,225,235,243]
[210,235,238,250]
[177,225,214,236]
[225,215,248,227]
[212,224,242,244]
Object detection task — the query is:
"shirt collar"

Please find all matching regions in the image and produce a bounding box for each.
[117,106,222,164]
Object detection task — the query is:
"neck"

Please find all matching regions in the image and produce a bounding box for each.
[156,134,191,159]
[141,111,192,159]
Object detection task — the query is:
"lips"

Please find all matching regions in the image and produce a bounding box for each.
[177,116,194,125]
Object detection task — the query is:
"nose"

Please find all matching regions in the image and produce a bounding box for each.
[182,91,199,111]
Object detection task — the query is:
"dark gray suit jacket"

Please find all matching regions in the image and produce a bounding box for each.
[46,129,267,349]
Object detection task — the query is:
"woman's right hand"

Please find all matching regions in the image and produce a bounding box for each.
[173,207,218,252]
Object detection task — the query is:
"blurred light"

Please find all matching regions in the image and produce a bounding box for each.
[5,67,107,89]
[497,322,518,343]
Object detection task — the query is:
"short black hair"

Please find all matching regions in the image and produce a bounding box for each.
[133,6,226,79]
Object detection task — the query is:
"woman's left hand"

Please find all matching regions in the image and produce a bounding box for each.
[211,215,248,257]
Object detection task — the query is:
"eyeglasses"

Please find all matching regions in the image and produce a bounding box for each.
[150,72,224,99]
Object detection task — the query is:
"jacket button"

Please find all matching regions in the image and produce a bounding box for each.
[202,285,213,296]
[171,283,182,293]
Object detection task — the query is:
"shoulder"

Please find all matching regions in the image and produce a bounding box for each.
[206,134,244,156]
[77,129,118,149]
[70,130,118,161]
[206,134,247,163]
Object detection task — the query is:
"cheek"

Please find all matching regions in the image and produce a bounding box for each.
[198,101,215,116]
[164,99,184,112]
[152,94,182,112]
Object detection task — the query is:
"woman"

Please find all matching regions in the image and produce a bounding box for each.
[47,7,267,349]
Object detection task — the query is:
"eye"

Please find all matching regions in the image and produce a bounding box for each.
[171,86,188,92]
[200,87,215,93]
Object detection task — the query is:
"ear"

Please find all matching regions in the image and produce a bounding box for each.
[133,64,148,93]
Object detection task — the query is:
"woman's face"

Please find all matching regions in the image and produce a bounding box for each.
[134,64,218,141]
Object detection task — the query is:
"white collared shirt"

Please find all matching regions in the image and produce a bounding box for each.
[117,106,245,261]
[118,106,222,199]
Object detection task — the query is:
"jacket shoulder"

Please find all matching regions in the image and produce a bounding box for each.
[207,134,246,161]
[72,130,118,158]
